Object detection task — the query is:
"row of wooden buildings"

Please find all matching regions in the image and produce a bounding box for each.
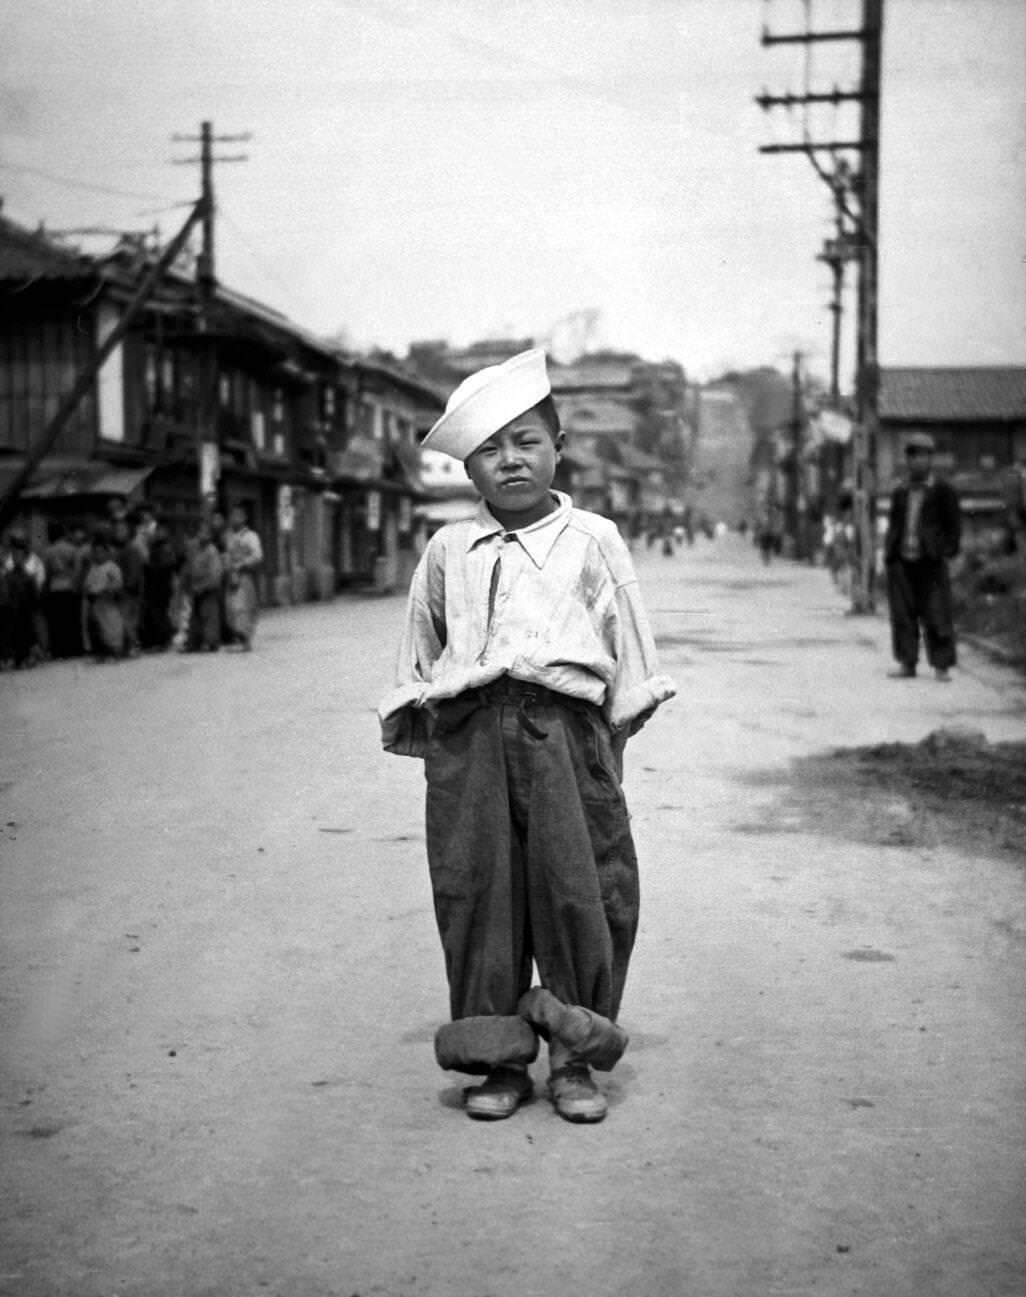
[0,212,693,602]
[0,210,447,600]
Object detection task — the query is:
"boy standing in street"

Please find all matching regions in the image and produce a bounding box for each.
[378,349,675,1123]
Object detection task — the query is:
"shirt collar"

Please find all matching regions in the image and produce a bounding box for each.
[467,491,573,568]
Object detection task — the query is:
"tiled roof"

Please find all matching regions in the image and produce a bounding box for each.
[619,444,664,473]
[551,361,634,392]
[879,367,1026,421]
[0,215,97,282]
[560,395,637,435]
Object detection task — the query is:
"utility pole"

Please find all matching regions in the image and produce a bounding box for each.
[852,0,883,614]
[816,163,859,406]
[171,121,250,511]
[757,0,884,612]
[789,349,806,559]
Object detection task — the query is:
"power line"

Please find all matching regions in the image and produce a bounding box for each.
[218,203,317,321]
[0,159,180,204]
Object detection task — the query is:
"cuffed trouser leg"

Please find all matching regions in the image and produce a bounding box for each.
[517,987,628,1072]
[887,561,920,668]
[434,1016,539,1075]
[425,697,639,1075]
[918,561,957,670]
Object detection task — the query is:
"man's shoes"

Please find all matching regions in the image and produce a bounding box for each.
[463,1065,532,1120]
[934,667,951,682]
[548,1062,608,1124]
[888,665,916,679]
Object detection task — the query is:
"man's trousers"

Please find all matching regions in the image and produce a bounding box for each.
[886,557,957,671]
[424,683,639,1074]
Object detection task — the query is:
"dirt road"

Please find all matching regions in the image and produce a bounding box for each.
[2,536,1024,1297]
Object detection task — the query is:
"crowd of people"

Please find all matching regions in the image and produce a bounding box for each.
[0,502,263,670]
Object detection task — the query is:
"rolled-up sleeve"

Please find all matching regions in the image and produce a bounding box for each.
[378,540,447,756]
[604,574,677,733]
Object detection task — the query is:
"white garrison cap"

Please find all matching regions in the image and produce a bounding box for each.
[422,348,551,460]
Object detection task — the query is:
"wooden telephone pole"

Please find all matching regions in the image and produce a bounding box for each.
[757,0,884,613]
[171,121,250,509]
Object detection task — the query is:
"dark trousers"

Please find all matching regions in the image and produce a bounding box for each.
[188,591,221,651]
[886,557,956,670]
[425,685,639,1067]
[46,590,82,658]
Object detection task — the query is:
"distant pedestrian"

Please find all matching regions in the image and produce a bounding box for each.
[186,523,223,653]
[83,535,125,662]
[379,349,676,1125]
[5,534,48,662]
[43,522,82,658]
[71,525,93,653]
[113,518,143,657]
[0,536,13,668]
[141,521,177,650]
[5,535,39,668]
[884,432,961,682]
[224,505,263,651]
[758,522,776,565]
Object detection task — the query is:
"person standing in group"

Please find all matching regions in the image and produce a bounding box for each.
[70,525,93,654]
[140,520,177,650]
[378,349,676,1125]
[42,521,82,659]
[112,517,143,657]
[83,534,125,663]
[224,504,263,651]
[884,432,961,682]
[4,535,40,668]
[185,522,224,653]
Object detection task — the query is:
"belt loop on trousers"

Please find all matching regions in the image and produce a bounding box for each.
[515,698,548,740]
[477,675,550,740]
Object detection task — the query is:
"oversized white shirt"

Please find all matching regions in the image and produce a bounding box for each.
[378,492,676,757]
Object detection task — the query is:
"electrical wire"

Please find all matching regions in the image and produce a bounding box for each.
[217,202,319,322]
[338,0,682,126]
[0,159,180,204]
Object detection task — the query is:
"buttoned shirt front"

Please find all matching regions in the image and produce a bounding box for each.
[901,474,935,560]
[378,492,676,757]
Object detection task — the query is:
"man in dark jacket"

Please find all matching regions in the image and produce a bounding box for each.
[883,432,961,681]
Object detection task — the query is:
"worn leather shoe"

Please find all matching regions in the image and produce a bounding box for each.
[888,665,916,679]
[548,1062,608,1124]
[463,1066,532,1120]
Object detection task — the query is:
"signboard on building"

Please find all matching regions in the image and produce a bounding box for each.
[200,442,220,497]
[278,484,294,533]
[366,490,381,531]
[399,496,412,533]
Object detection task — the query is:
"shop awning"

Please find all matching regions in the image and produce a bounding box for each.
[21,461,153,499]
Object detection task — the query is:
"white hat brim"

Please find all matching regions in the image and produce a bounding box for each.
[422,348,551,460]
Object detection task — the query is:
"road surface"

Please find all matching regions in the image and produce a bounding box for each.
[2,535,1024,1297]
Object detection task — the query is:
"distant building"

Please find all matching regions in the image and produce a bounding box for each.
[402,340,687,535]
[878,366,1026,539]
[692,387,757,531]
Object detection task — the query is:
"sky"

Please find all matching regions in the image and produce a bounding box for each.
[1,0,1024,385]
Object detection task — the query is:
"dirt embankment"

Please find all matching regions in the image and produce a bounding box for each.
[739,727,1026,865]
[955,553,1026,670]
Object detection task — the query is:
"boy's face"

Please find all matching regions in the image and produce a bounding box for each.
[465,409,562,528]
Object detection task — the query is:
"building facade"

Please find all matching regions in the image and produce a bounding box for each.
[0,214,442,599]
